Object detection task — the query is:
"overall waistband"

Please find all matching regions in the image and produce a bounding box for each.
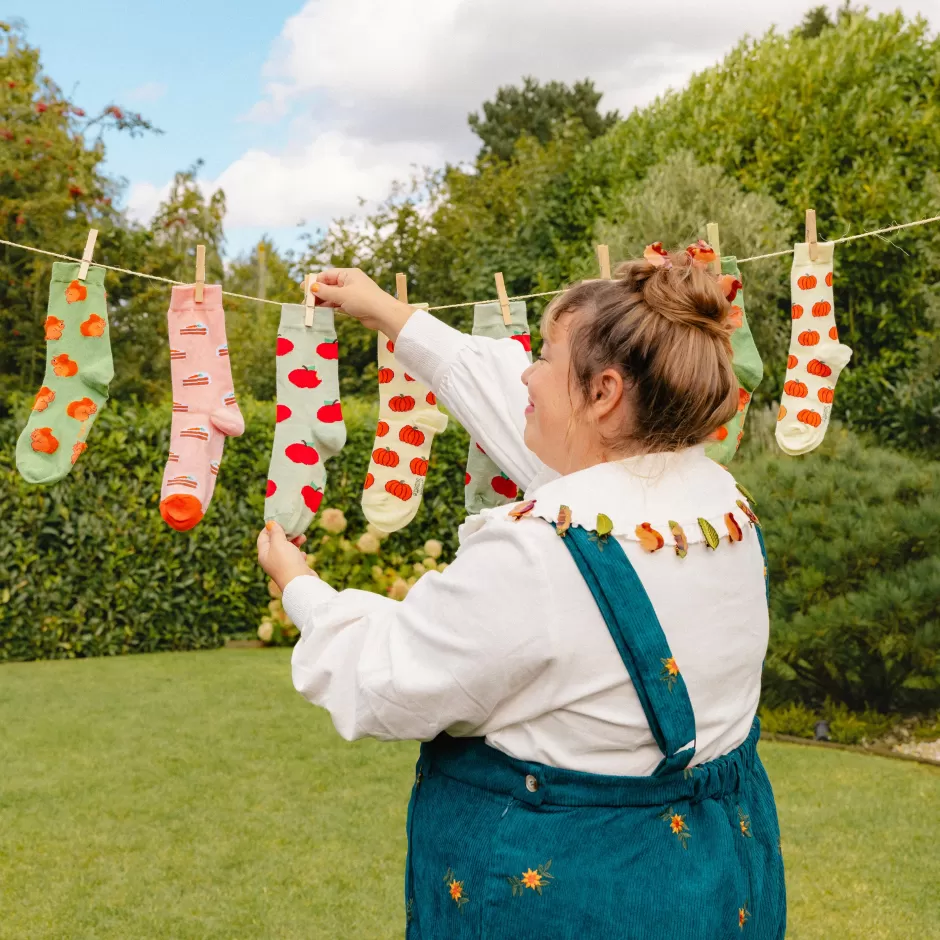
[419,719,762,809]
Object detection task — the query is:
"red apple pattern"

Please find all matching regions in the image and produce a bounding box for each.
[266,479,277,498]
[301,484,323,513]
[276,404,292,423]
[316,340,338,360]
[286,441,320,465]
[289,366,322,389]
[510,332,531,352]
[276,336,294,357]
[491,473,518,499]
[317,400,343,423]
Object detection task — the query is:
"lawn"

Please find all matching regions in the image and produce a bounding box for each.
[0,650,937,939]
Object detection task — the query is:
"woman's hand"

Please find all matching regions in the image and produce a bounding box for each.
[313,268,414,339]
[257,521,315,594]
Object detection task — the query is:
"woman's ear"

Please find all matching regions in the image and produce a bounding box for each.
[591,368,626,420]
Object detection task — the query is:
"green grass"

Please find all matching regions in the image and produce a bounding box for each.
[0,651,937,939]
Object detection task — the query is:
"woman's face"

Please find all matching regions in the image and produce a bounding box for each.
[522,316,629,474]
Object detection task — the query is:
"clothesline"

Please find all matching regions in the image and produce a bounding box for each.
[3,213,939,315]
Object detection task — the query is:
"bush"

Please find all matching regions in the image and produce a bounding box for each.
[0,394,471,662]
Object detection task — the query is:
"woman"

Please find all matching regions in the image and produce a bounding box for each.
[257,251,786,939]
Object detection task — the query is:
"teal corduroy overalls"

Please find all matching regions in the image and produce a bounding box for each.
[404,525,785,939]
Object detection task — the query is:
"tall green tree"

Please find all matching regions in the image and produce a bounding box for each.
[468,76,618,162]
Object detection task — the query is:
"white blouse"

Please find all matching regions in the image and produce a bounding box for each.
[284,310,769,776]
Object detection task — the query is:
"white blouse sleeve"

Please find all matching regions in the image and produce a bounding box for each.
[394,309,549,492]
[282,518,555,742]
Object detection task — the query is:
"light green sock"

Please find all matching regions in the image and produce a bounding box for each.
[16,262,113,484]
[704,257,763,466]
[465,301,531,513]
[264,305,346,538]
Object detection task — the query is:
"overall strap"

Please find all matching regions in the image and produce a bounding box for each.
[559,527,697,776]
[756,525,770,603]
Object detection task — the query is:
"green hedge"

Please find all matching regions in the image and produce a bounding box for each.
[0,396,471,661]
[2,398,938,717]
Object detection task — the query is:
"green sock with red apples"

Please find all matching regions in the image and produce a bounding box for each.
[465,301,531,513]
[264,304,346,538]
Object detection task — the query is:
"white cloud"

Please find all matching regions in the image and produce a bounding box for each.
[125,180,171,224]
[130,0,938,236]
[124,81,168,104]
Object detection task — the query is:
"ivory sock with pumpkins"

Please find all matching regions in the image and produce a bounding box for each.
[160,285,245,532]
[16,262,113,484]
[465,300,531,512]
[362,332,448,533]
[703,257,764,466]
[264,304,345,539]
[776,242,853,456]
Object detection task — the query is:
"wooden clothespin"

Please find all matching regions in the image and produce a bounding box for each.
[395,272,408,305]
[805,209,819,262]
[303,273,316,327]
[706,222,722,275]
[77,229,98,281]
[494,272,512,326]
[596,244,611,279]
[194,245,206,303]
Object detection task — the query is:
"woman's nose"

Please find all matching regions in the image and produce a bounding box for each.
[521,363,533,386]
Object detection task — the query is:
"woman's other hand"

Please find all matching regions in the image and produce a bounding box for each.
[257,521,315,593]
[313,268,414,339]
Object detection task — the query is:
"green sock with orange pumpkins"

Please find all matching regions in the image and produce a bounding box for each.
[16,261,114,485]
[263,303,346,539]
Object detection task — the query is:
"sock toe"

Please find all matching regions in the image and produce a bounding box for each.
[160,494,204,531]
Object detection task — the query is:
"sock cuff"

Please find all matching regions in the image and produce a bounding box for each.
[792,242,834,266]
[472,301,528,333]
[50,261,106,288]
[279,303,336,333]
[170,284,224,314]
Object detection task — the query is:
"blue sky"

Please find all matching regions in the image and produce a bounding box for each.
[20,1,938,261]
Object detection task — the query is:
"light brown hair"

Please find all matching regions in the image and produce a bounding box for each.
[541,249,739,452]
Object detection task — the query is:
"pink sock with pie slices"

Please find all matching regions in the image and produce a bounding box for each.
[160,285,245,531]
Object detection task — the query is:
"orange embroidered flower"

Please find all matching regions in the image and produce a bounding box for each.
[659,806,690,847]
[443,868,469,910]
[670,814,684,834]
[738,808,752,838]
[521,869,543,890]
[663,657,679,677]
[449,880,464,902]
[660,657,680,690]
[739,906,750,929]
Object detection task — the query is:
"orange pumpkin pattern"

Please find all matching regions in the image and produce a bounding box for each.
[797,409,822,427]
[399,425,426,447]
[783,380,808,398]
[807,359,831,377]
[812,301,831,318]
[65,280,87,303]
[777,405,787,421]
[376,420,389,437]
[829,326,839,340]
[390,394,415,412]
[33,386,55,411]
[30,427,59,454]
[817,387,834,404]
[797,274,817,290]
[364,472,374,489]
[787,355,798,369]
[44,316,65,340]
[825,271,833,287]
[80,313,106,336]
[410,456,429,476]
[798,331,820,347]
[66,397,97,421]
[372,447,399,467]
[386,479,413,501]
[378,367,395,384]
[791,304,803,320]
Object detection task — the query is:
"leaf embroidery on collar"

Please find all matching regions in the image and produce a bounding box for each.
[725,512,743,543]
[736,498,760,526]
[668,520,688,558]
[556,504,572,537]
[698,517,720,550]
[509,499,536,521]
[735,481,757,507]
[635,522,665,552]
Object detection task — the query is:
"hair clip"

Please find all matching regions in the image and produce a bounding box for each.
[643,242,671,268]
[686,239,718,268]
[717,273,743,302]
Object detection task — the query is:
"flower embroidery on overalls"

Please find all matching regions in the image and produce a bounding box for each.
[507,860,554,896]
[738,807,752,838]
[443,869,469,911]
[739,904,750,930]
[659,807,691,848]
[660,657,680,690]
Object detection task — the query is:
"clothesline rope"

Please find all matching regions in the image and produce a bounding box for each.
[3,213,939,314]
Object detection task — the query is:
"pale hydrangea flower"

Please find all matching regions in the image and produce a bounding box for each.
[257,620,274,643]
[423,539,443,559]
[388,578,410,601]
[413,562,426,576]
[320,508,347,534]
[267,579,282,599]
[356,532,381,554]
[367,523,390,542]
[421,558,437,570]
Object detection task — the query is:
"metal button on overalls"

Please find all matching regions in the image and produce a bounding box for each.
[525,774,538,793]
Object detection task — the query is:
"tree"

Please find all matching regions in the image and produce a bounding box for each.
[468,76,618,162]
[798,6,833,39]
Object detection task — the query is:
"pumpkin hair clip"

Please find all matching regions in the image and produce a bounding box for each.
[686,239,718,268]
[643,242,671,268]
